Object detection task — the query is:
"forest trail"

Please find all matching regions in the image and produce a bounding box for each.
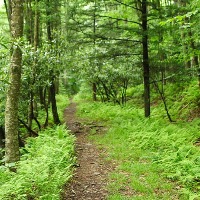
[62,100,113,200]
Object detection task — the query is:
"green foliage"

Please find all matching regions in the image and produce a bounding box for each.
[0,125,75,200]
[126,84,144,106]
[56,94,70,122]
[76,98,200,199]
[74,82,93,102]
[64,0,143,105]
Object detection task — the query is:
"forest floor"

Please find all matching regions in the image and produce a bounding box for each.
[62,100,114,200]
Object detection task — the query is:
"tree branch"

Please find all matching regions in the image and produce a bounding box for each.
[114,0,142,12]
[71,18,141,44]
[96,14,142,26]
[18,118,38,137]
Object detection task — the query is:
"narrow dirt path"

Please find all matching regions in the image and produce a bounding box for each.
[62,100,112,200]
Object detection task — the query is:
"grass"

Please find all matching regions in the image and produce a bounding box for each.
[76,99,200,199]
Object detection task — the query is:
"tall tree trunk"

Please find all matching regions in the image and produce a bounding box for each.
[5,0,24,164]
[34,0,39,50]
[46,0,61,125]
[27,0,40,132]
[50,79,60,125]
[31,0,40,127]
[0,126,5,160]
[92,0,97,101]
[46,0,52,42]
[28,91,34,134]
[43,87,49,127]
[142,0,150,117]
[24,0,33,43]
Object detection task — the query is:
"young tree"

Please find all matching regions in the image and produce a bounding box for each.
[5,0,24,164]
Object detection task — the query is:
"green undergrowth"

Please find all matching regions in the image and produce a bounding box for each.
[76,100,200,199]
[0,94,74,199]
[31,94,70,130]
[56,94,70,122]
[75,80,200,120]
[0,125,75,200]
[127,80,200,121]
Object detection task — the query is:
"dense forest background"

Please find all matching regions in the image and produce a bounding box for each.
[0,0,200,199]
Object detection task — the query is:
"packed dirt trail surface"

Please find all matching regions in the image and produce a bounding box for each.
[62,100,113,200]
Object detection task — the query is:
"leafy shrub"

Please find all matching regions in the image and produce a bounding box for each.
[0,125,75,200]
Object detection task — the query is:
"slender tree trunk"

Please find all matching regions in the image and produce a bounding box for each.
[5,0,24,164]
[24,0,33,43]
[142,0,150,117]
[0,127,5,160]
[46,0,61,125]
[34,0,39,50]
[30,0,40,129]
[50,79,60,125]
[92,0,97,101]
[28,91,34,135]
[44,87,49,127]
[46,0,52,42]
[4,0,12,30]
[153,81,174,122]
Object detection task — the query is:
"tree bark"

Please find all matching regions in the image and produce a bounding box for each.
[92,0,97,101]
[28,91,34,134]
[5,0,24,164]
[46,0,61,125]
[50,79,60,125]
[43,87,49,127]
[24,0,33,43]
[46,0,52,42]
[34,0,39,50]
[142,0,150,117]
